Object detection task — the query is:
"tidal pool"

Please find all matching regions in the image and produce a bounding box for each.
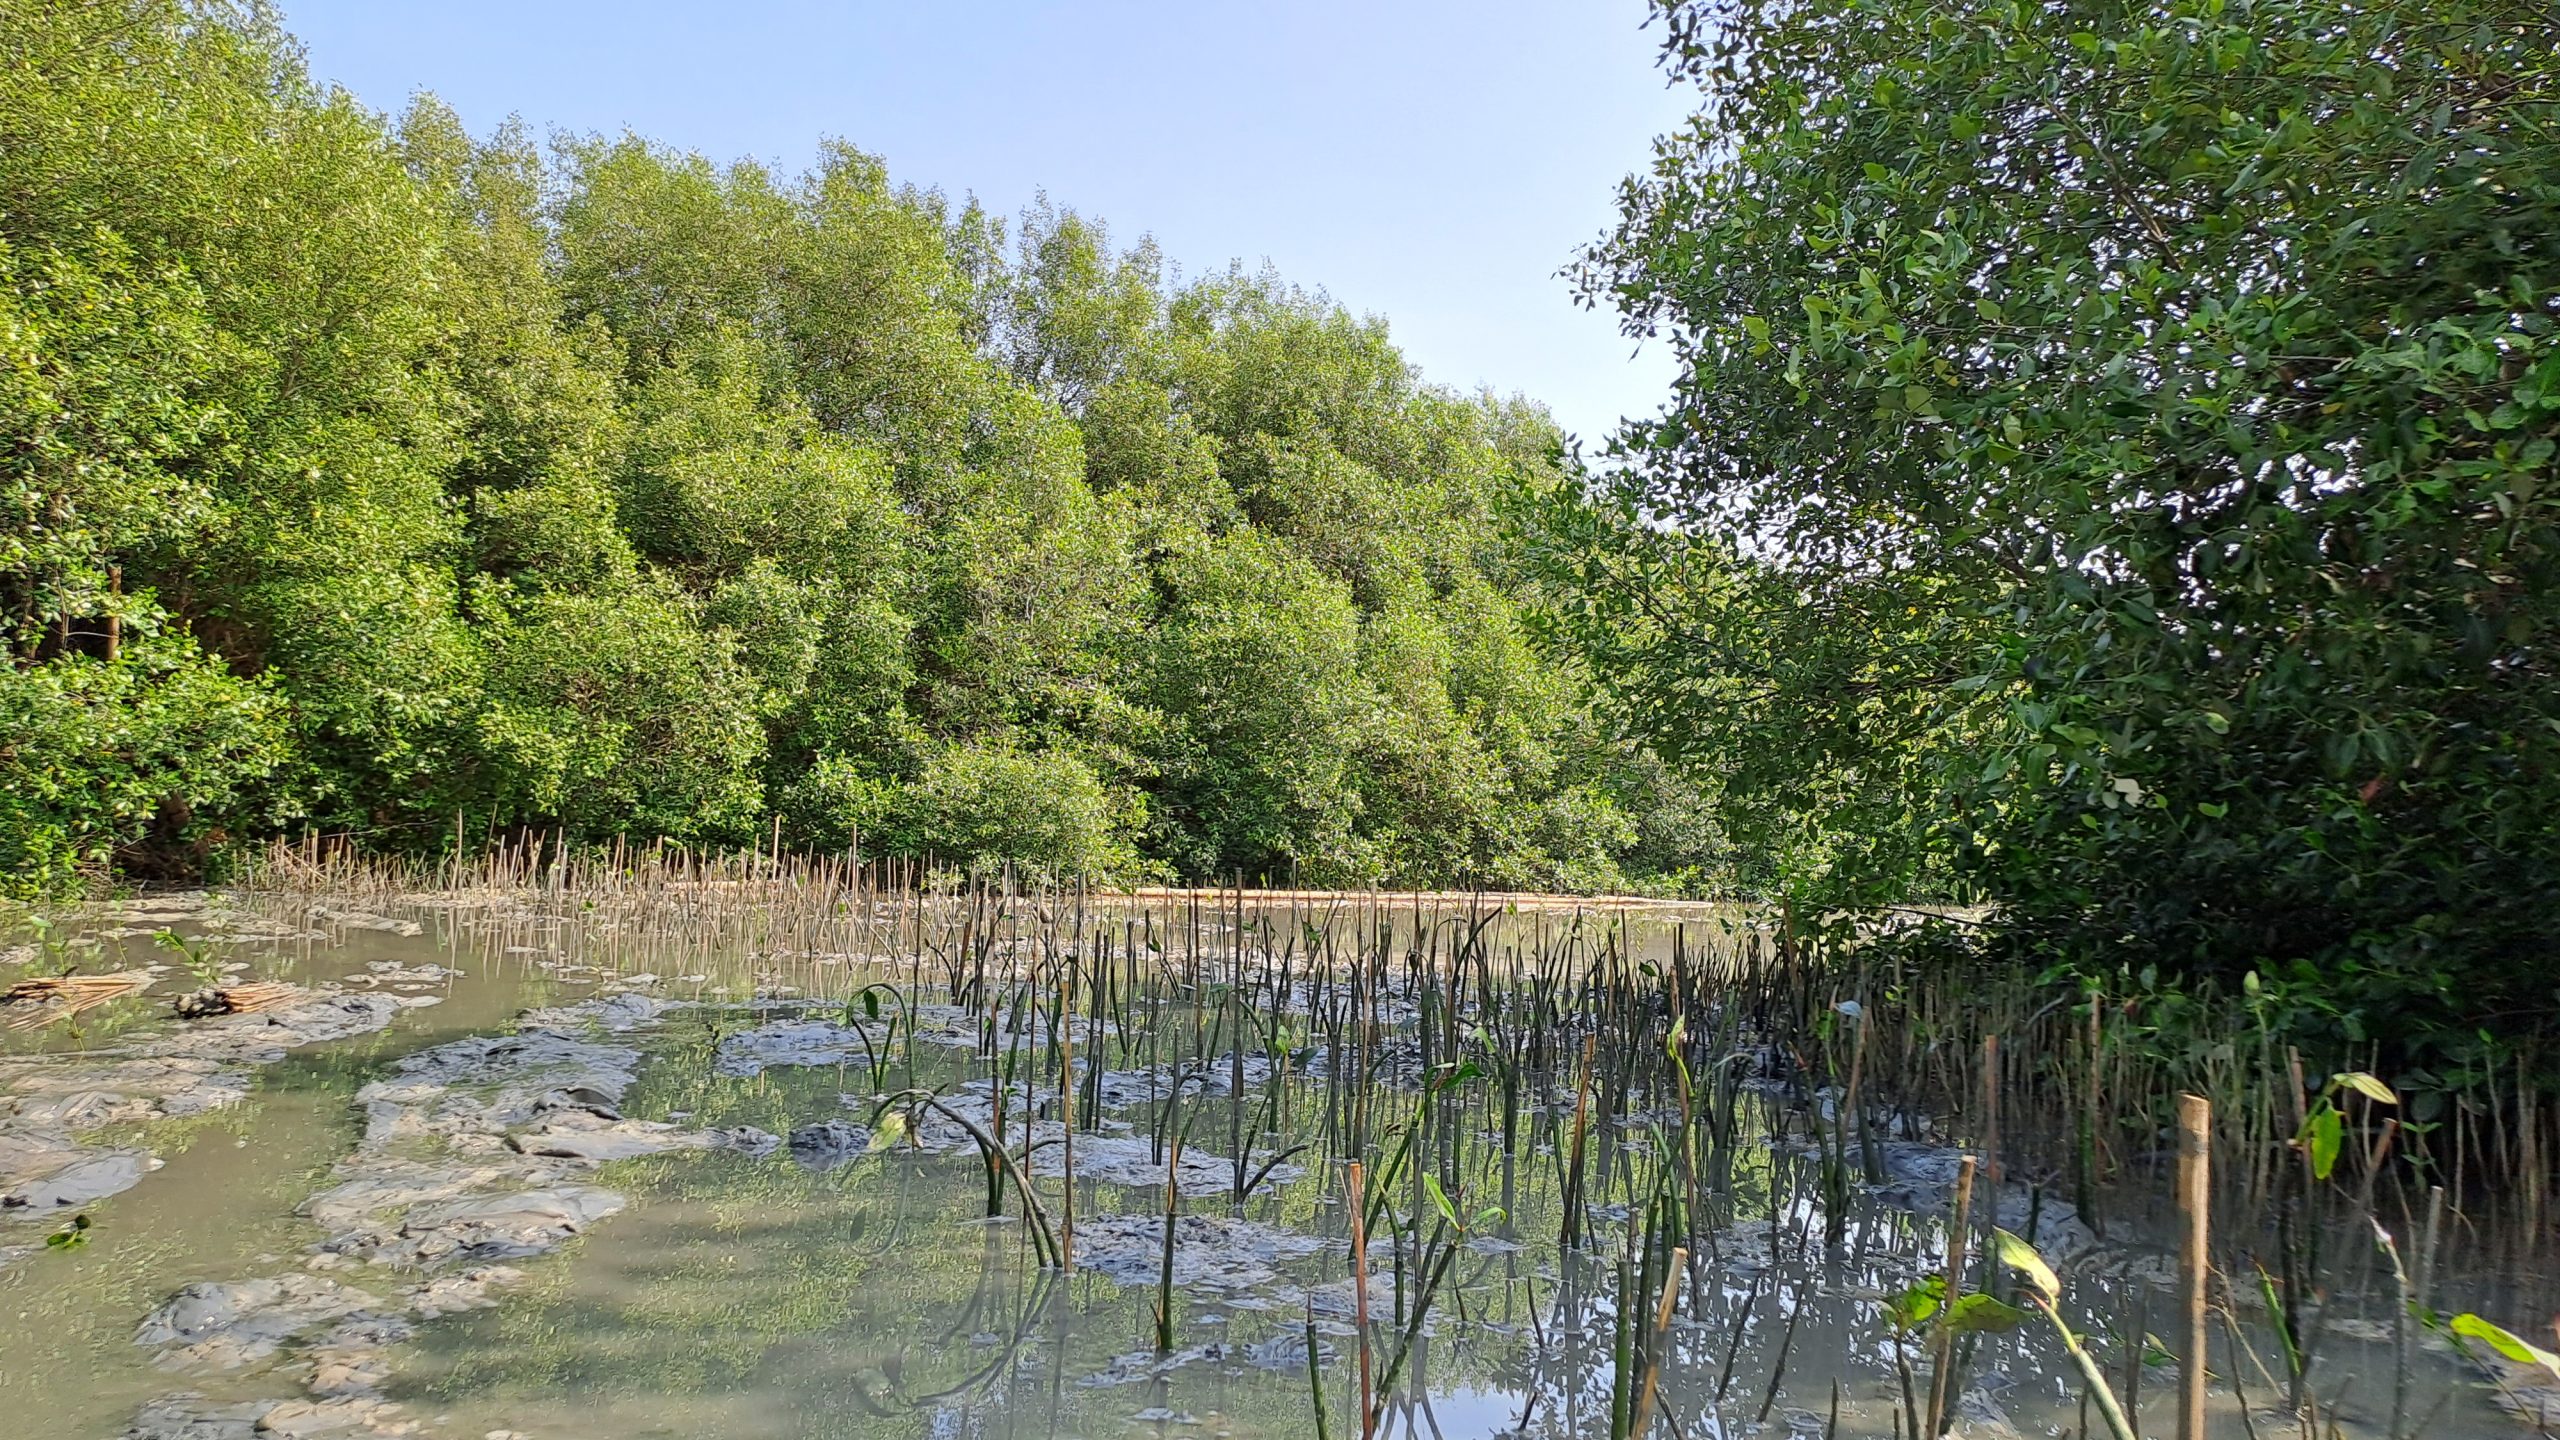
[0,884,2545,1439]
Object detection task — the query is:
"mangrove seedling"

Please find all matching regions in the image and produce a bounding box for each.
[1991,1228,2137,1440]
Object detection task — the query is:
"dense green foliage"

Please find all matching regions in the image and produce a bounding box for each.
[0,0,1722,895]
[1560,0,2560,1050]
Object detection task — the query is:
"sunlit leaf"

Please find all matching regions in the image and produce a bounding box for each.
[1942,1292,2030,1335]
[1423,1172,1461,1228]
[2451,1314,2560,1383]
[1991,1229,2059,1303]
[1882,1275,1946,1334]
[868,1111,908,1153]
[2303,1104,2344,1181]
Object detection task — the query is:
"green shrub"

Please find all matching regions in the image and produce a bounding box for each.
[0,636,287,894]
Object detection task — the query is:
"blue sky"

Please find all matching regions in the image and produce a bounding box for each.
[279,1,1698,450]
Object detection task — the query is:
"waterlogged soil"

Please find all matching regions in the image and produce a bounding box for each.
[0,892,2542,1439]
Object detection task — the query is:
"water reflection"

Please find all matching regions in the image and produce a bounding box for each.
[0,889,2540,1439]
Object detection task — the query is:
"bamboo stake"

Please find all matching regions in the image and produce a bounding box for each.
[1562,1032,1598,1251]
[1926,1155,1978,1438]
[1350,1160,1375,1440]
[1628,1244,1688,1437]
[1059,969,1075,1271]
[2178,1093,2211,1440]
[1156,1132,1181,1351]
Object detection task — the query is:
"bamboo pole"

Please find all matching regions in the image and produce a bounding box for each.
[1350,1161,1375,1440]
[1628,1244,1689,1437]
[1059,969,1075,1271]
[1156,1133,1181,1351]
[1926,1155,1978,1438]
[2178,1093,2212,1440]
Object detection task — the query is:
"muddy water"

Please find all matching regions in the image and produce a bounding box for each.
[0,891,2540,1439]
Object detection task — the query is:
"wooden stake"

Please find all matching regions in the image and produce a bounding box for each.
[1628,1244,1689,1437]
[2178,1093,2211,1440]
[1156,1132,1182,1351]
[1982,1034,2003,1190]
[1926,1155,1978,1438]
[1350,1160,1375,1440]
[1059,970,1074,1271]
[1562,1032,1598,1251]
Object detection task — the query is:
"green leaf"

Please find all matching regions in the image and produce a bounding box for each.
[2303,1103,2344,1181]
[1883,1275,1947,1334]
[1942,1292,2031,1335]
[2451,1314,2560,1382]
[2332,1072,2398,1106]
[1427,1061,1482,1095]
[1991,1228,2059,1303]
[867,1111,908,1153]
[1423,1172,1461,1229]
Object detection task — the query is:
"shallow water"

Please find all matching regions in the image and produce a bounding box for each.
[0,889,2543,1439]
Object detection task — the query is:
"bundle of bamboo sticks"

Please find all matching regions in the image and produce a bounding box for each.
[2,970,153,1029]
[172,982,302,1019]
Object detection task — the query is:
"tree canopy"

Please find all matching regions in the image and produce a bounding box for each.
[0,0,1723,896]
[1559,0,2560,1050]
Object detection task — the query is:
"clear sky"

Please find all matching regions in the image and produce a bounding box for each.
[276,1,1697,451]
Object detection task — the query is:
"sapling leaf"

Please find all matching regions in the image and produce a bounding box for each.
[1991,1228,2059,1304]
[2303,1103,2344,1180]
[1427,1061,1482,1094]
[2450,1314,2560,1383]
[2333,1071,2398,1105]
[2254,1264,2302,1380]
[1942,1292,2030,1335]
[868,1111,908,1152]
[1423,1172,1461,1229]
[1882,1275,1946,1334]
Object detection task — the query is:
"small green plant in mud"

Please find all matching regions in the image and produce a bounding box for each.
[1987,1228,2138,1440]
[154,928,224,986]
[867,1088,1063,1267]
[2370,1213,2560,1438]
[1879,1265,2034,1438]
[2266,1070,2401,1415]
[837,983,906,1093]
[15,912,98,978]
[2296,1070,2399,1185]
[2441,1313,2560,1424]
